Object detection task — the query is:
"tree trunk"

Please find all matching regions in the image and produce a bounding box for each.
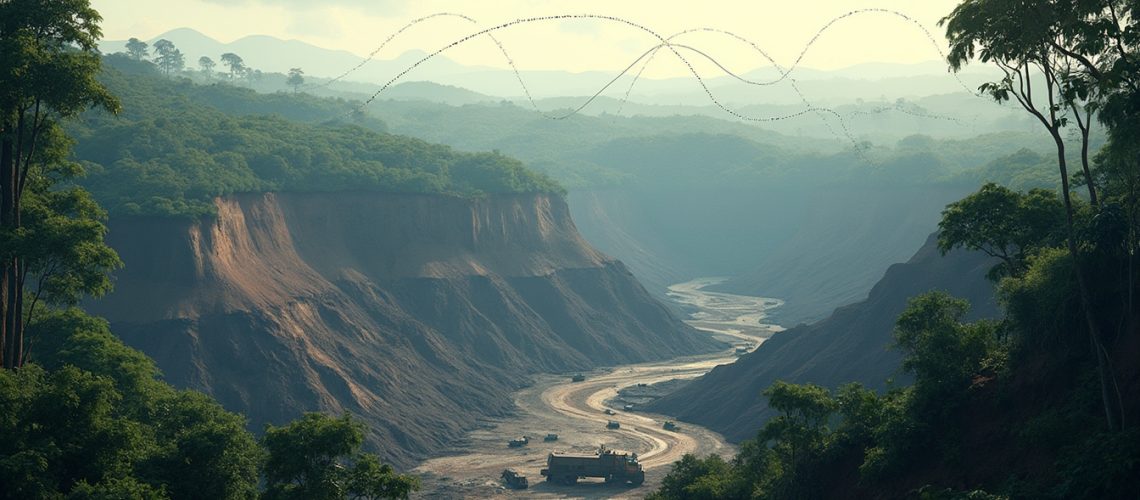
[1,131,15,369]
[1078,118,1098,207]
[1071,105,1099,207]
[1051,130,1120,431]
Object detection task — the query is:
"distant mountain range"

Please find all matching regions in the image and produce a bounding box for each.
[101,28,1002,104]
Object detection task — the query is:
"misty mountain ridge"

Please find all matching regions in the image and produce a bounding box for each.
[101,27,1003,104]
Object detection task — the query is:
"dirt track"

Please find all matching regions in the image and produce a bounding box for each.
[412,278,780,498]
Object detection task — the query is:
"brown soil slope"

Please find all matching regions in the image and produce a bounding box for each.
[647,233,999,442]
[89,192,719,467]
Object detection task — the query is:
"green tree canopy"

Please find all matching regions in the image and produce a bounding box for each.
[220,52,245,80]
[287,67,304,93]
[938,182,1066,279]
[262,413,418,500]
[1,308,262,499]
[0,0,121,369]
[125,37,149,61]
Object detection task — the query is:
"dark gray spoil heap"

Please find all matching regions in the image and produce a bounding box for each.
[647,233,999,442]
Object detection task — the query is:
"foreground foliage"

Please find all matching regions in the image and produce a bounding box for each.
[653,1,1140,497]
[0,309,418,499]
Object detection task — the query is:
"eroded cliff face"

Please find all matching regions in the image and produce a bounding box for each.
[91,192,718,467]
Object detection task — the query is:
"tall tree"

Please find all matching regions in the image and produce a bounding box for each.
[151,39,172,58]
[0,0,120,368]
[220,52,245,81]
[152,38,184,76]
[942,0,1129,431]
[287,67,305,93]
[124,37,148,61]
[199,56,216,79]
[246,67,263,87]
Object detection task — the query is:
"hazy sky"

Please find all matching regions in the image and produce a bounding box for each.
[92,0,964,77]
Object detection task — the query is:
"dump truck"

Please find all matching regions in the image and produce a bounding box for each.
[571,374,586,382]
[501,469,529,489]
[606,420,620,429]
[540,447,645,486]
[508,436,530,448]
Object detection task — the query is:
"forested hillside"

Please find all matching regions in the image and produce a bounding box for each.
[649,233,999,440]
[649,1,1140,498]
[369,86,1073,323]
[69,56,562,217]
[0,4,420,497]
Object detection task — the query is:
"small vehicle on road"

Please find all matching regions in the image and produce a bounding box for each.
[544,433,559,442]
[623,404,634,411]
[508,436,530,448]
[604,408,616,415]
[606,420,620,429]
[663,421,679,432]
[571,374,586,382]
[501,469,529,489]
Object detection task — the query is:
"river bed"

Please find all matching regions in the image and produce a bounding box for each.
[411,278,780,498]
[667,277,784,345]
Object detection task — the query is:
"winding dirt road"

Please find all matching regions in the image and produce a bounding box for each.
[541,357,728,469]
[413,278,780,498]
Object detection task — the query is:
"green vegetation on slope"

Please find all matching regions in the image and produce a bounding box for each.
[2,309,420,499]
[376,97,1062,191]
[70,56,562,217]
[649,0,1140,496]
[2,3,418,498]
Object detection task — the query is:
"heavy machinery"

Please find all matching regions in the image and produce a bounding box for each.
[501,469,529,489]
[541,446,645,486]
[663,421,679,432]
[544,433,559,442]
[571,374,586,382]
[508,436,530,448]
[606,420,620,429]
[604,408,616,415]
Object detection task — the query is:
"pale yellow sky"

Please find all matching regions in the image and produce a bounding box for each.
[92,0,965,77]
